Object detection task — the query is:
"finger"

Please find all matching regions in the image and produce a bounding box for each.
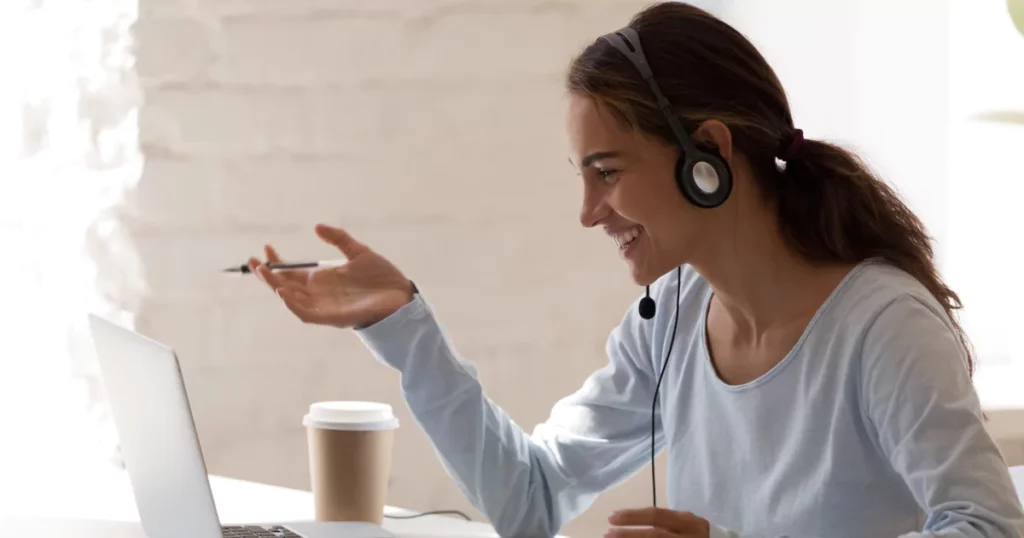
[274,281,310,298]
[262,272,313,303]
[315,223,369,259]
[276,287,328,324]
[248,257,267,282]
[264,244,282,264]
[255,262,289,291]
[609,508,695,534]
[264,244,307,285]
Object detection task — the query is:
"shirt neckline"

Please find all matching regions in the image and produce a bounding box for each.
[698,259,876,392]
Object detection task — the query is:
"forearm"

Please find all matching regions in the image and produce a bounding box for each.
[396,335,568,536]
[355,295,575,537]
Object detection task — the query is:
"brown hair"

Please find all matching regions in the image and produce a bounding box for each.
[567,2,975,377]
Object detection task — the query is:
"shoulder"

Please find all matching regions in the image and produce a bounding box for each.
[829,259,972,403]
[644,264,712,335]
[835,259,953,329]
[613,264,710,329]
[830,259,963,356]
[606,264,709,367]
[642,264,711,353]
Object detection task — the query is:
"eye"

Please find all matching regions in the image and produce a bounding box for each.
[596,168,619,184]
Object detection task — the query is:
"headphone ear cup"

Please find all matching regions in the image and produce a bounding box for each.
[675,151,733,209]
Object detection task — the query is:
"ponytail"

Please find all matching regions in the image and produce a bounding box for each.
[774,137,975,376]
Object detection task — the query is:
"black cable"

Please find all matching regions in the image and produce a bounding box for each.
[651,266,682,507]
[384,509,472,521]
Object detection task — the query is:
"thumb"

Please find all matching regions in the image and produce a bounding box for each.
[315,224,369,259]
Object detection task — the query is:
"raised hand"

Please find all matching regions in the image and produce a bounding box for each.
[248,224,415,329]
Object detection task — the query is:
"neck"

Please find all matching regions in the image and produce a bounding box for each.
[689,197,851,339]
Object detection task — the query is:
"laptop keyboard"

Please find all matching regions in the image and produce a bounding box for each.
[221,525,302,538]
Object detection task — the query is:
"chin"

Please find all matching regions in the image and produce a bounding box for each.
[627,261,663,287]
[628,254,684,288]
[621,229,689,287]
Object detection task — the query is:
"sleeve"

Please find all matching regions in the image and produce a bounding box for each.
[353,288,668,538]
[860,295,1024,538]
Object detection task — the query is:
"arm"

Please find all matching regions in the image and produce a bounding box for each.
[861,295,1024,537]
[354,288,667,538]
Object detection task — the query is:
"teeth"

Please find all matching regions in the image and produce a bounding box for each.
[613,227,641,249]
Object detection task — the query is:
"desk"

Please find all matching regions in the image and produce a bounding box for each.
[0,462,544,537]
[2,457,1020,538]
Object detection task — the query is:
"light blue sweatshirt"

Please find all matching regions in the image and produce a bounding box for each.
[355,259,1024,537]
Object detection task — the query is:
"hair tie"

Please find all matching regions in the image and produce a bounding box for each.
[778,128,804,161]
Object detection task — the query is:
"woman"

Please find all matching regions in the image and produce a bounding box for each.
[249,3,1024,537]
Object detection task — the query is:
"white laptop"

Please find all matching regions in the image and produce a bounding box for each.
[87,314,395,538]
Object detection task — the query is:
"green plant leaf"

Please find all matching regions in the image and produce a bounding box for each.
[1011,0,1024,38]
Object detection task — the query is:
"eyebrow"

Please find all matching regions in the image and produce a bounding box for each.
[579,151,623,168]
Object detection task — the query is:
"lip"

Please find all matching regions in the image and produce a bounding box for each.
[605,225,644,238]
[617,227,643,260]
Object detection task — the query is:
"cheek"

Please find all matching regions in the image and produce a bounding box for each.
[605,186,647,222]
[613,176,680,224]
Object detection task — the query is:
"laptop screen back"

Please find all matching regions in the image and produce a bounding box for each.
[88,314,222,538]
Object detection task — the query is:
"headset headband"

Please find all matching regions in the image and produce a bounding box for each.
[599,27,698,155]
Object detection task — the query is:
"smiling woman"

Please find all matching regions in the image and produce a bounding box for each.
[247,2,1024,538]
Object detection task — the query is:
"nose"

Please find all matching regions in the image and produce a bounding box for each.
[579,184,610,228]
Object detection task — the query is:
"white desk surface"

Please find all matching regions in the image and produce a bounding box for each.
[2,456,1019,538]
[0,461,552,538]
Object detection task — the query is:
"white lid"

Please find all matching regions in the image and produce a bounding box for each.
[302,401,399,431]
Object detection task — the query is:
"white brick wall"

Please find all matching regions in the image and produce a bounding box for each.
[0,0,143,474]
[123,1,659,536]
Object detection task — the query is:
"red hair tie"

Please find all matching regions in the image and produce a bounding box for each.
[778,128,804,161]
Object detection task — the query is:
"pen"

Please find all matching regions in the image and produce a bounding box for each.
[222,260,347,274]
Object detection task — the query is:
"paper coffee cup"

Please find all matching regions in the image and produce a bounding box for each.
[304,401,399,524]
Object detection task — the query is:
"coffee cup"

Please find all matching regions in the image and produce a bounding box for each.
[303,401,399,524]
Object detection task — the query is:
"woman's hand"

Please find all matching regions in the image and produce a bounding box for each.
[605,508,711,538]
[248,224,415,329]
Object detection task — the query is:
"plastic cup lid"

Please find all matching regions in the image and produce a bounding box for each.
[302,401,399,431]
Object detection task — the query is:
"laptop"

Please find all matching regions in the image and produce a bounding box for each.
[87,314,395,538]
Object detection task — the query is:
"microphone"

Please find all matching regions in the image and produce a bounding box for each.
[638,286,656,319]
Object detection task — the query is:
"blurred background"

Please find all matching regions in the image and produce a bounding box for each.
[1,0,1022,536]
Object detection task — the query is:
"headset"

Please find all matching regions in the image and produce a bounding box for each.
[598,26,732,509]
[599,27,733,210]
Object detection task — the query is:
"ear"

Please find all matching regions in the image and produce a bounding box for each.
[691,119,733,161]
